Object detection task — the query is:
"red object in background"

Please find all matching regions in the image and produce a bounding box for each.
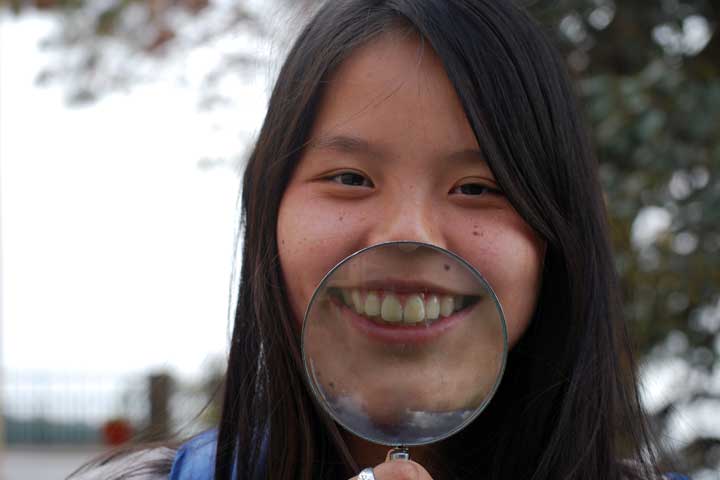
[102,418,133,446]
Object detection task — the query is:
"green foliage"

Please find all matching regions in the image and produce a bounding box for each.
[527,0,720,472]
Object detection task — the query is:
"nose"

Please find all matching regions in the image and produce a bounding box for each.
[366,193,446,249]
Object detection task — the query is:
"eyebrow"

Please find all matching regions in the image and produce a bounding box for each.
[308,134,384,158]
[308,134,487,165]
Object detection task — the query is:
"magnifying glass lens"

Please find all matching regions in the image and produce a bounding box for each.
[302,242,507,447]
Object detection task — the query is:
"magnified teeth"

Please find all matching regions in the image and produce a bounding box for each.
[341,289,352,307]
[440,296,455,317]
[454,295,464,311]
[364,292,380,317]
[352,290,364,314]
[335,288,472,325]
[404,295,425,323]
[381,295,403,323]
[425,295,440,320]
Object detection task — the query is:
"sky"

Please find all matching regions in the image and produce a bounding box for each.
[0,11,271,379]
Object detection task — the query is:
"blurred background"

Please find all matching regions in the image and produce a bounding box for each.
[0,0,718,478]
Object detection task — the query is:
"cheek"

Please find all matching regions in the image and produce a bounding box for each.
[277,191,366,327]
[449,211,545,348]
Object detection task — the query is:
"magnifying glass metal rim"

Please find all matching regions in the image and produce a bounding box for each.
[301,240,509,447]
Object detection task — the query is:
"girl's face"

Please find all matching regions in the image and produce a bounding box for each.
[277,32,545,428]
[278,32,545,351]
[277,34,544,425]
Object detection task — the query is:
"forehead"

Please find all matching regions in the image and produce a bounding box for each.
[308,31,480,158]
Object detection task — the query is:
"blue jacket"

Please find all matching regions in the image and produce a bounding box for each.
[168,429,690,480]
[169,429,232,480]
[169,429,268,480]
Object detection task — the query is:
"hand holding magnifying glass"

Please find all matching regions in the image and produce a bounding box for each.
[353,460,433,480]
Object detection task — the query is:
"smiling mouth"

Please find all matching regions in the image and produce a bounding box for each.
[327,287,480,326]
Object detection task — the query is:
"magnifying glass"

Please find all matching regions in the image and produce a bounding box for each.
[301,241,507,460]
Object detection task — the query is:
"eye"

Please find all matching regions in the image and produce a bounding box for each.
[328,171,374,188]
[450,182,502,196]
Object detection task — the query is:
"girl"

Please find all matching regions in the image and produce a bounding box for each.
[70,0,682,478]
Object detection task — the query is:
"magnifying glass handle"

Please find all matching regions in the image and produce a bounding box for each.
[387,446,410,461]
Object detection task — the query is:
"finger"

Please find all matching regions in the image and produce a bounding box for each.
[348,460,433,480]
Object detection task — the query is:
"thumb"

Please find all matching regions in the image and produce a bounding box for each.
[350,460,433,480]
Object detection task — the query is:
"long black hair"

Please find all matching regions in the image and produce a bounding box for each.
[218,0,661,479]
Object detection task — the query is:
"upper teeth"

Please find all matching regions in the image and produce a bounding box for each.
[336,289,467,324]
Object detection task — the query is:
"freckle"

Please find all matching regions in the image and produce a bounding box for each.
[443,264,450,271]
[339,216,343,221]
[281,240,285,245]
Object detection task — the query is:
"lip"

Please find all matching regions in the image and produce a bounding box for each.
[329,295,475,345]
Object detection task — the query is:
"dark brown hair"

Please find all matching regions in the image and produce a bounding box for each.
[217,0,662,479]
